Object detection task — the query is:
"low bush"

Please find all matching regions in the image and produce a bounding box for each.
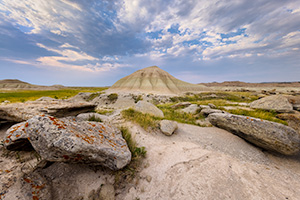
[107,93,118,102]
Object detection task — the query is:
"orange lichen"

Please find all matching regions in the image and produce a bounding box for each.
[48,116,66,129]
[16,134,21,138]
[9,124,22,134]
[99,130,103,133]
[75,133,94,144]
[5,170,11,173]
[5,140,9,143]
[32,195,39,200]
[25,122,29,127]
[24,178,31,183]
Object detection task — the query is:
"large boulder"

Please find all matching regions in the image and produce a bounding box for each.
[0,99,96,122]
[159,120,178,136]
[134,101,164,118]
[250,95,293,113]
[24,115,131,170]
[208,113,300,155]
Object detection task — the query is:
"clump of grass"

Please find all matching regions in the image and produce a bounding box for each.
[121,108,159,130]
[96,109,114,115]
[114,127,146,188]
[87,92,100,101]
[226,108,288,125]
[107,93,118,102]
[132,94,143,103]
[87,115,102,122]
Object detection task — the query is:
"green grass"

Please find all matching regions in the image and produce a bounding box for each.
[87,115,102,122]
[121,108,159,130]
[157,104,204,125]
[170,91,259,103]
[0,87,108,103]
[107,93,118,102]
[96,109,114,115]
[226,108,288,125]
[114,127,146,187]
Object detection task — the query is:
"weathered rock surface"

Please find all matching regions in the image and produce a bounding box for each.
[277,112,300,134]
[208,113,300,155]
[25,115,131,170]
[208,103,217,109]
[200,108,225,116]
[134,101,164,118]
[68,92,94,102]
[181,104,199,114]
[21,169,52,200]
[4,122,33,151]
[0,99,96,122]
[92,93,136,109]
[119,123,300,200]
[250,95,293,113]
[159,120,178,136]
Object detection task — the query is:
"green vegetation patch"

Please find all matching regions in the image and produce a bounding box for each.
[114,127,146,188]
[157,104,204,125]
[96,109,114,115]
[107,93,118,102]
[226,108,288,125]
[121,108,159,130]
[87,115,102,122]
[0,87,108,103]
[170,91,259,103]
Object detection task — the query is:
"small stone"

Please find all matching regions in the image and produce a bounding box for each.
[146,175,152,183]
[160,120,178,136]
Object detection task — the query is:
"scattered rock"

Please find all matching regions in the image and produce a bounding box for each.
[250,95,293,113]
[159,120,178,136]
[3,122,33,151]
[26,115,131,170]
[208,113,300,155]
[99,184,115,200]
[134,101,164,118]
[208,103,216,109]
[0,99,96,122]
[145,175,152,183]
[200,108,224,116]
[171,102,191,109]
[181,104,199,114]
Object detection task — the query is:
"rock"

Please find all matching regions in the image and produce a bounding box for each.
[199,105,211,110]
[68,92,93,102]
[77,113,108,122]
[171,102,191,109]
[195,118,212,127]
[159,120,178,136]
[21,169,52,200]
[25,115,131,170]
[208,113,300,155]
[134,101,164,118]
[250,95,293,113]
[208,103,216,109]
[0,99,96,122]
[181,104,199,114]
[3,122,33,151]
[200,108,224,116]
[36,96,56,101]
[98,184,115,200]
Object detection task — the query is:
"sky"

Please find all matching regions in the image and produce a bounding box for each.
[0,0,300,86]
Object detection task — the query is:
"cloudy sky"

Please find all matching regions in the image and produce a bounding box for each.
[0,0,299,86]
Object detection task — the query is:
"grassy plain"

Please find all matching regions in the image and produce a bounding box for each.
[0,87,108,103]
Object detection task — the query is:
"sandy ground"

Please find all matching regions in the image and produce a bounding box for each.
[117,122,300,200]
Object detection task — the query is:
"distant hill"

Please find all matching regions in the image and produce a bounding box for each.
[0,79,64,90]
[201,81,300,87]
[107,66,209,95]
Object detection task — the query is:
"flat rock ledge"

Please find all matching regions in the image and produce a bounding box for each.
[208,113,300,155]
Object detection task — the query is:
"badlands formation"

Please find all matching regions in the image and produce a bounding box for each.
[1,66,300,200]
[108,66,209,95]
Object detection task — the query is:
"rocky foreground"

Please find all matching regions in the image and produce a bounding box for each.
[1,92,300,199]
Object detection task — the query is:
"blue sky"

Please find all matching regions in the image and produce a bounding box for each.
[0,0,299,86]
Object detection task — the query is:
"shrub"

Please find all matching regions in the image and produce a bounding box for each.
[87,92,100,101]
[87,115,102,122]
[107,93,118,102]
